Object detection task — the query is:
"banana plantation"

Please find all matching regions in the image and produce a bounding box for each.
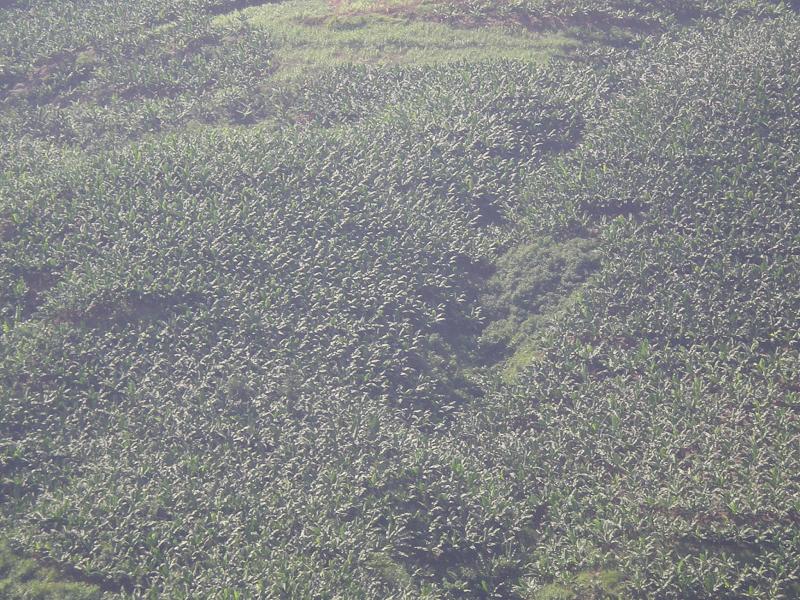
[1,0,798,597]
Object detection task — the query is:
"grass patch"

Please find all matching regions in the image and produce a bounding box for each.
[480,236,601,380]
[529,570,624,599]
[214,0,577,78]
[500,342,543,384]
[0,541,101,600]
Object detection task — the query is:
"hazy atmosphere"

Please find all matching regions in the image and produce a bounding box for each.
[1,0,799,597]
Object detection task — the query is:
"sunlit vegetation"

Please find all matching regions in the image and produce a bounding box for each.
[215,0,578,78]
[0,540,101,599]
[1,0,799,597]
[464,16,800,597]
[342,0,792,29]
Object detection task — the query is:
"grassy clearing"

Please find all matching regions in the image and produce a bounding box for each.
[214,0,577,77]
[530,569,624,599]
[0,541,100,600]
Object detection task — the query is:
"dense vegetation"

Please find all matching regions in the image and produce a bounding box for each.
[1,0,798,598]
[428,0,793,28]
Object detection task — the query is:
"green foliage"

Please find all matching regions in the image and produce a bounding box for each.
[1,0,799,598]
[0,40,599,595]
[429,0,791,30]
[462,14,800,599]
[533,569,624,599]
[219,0,577,78]
[0,541,101,599]
[481,236,600,365]
[0,0,275,148]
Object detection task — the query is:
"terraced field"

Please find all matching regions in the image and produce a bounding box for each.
[1,0,798,598]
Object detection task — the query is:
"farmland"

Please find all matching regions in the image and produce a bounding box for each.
[1,0,799,598]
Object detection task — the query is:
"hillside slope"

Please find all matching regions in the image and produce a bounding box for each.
[1,1,799,598]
